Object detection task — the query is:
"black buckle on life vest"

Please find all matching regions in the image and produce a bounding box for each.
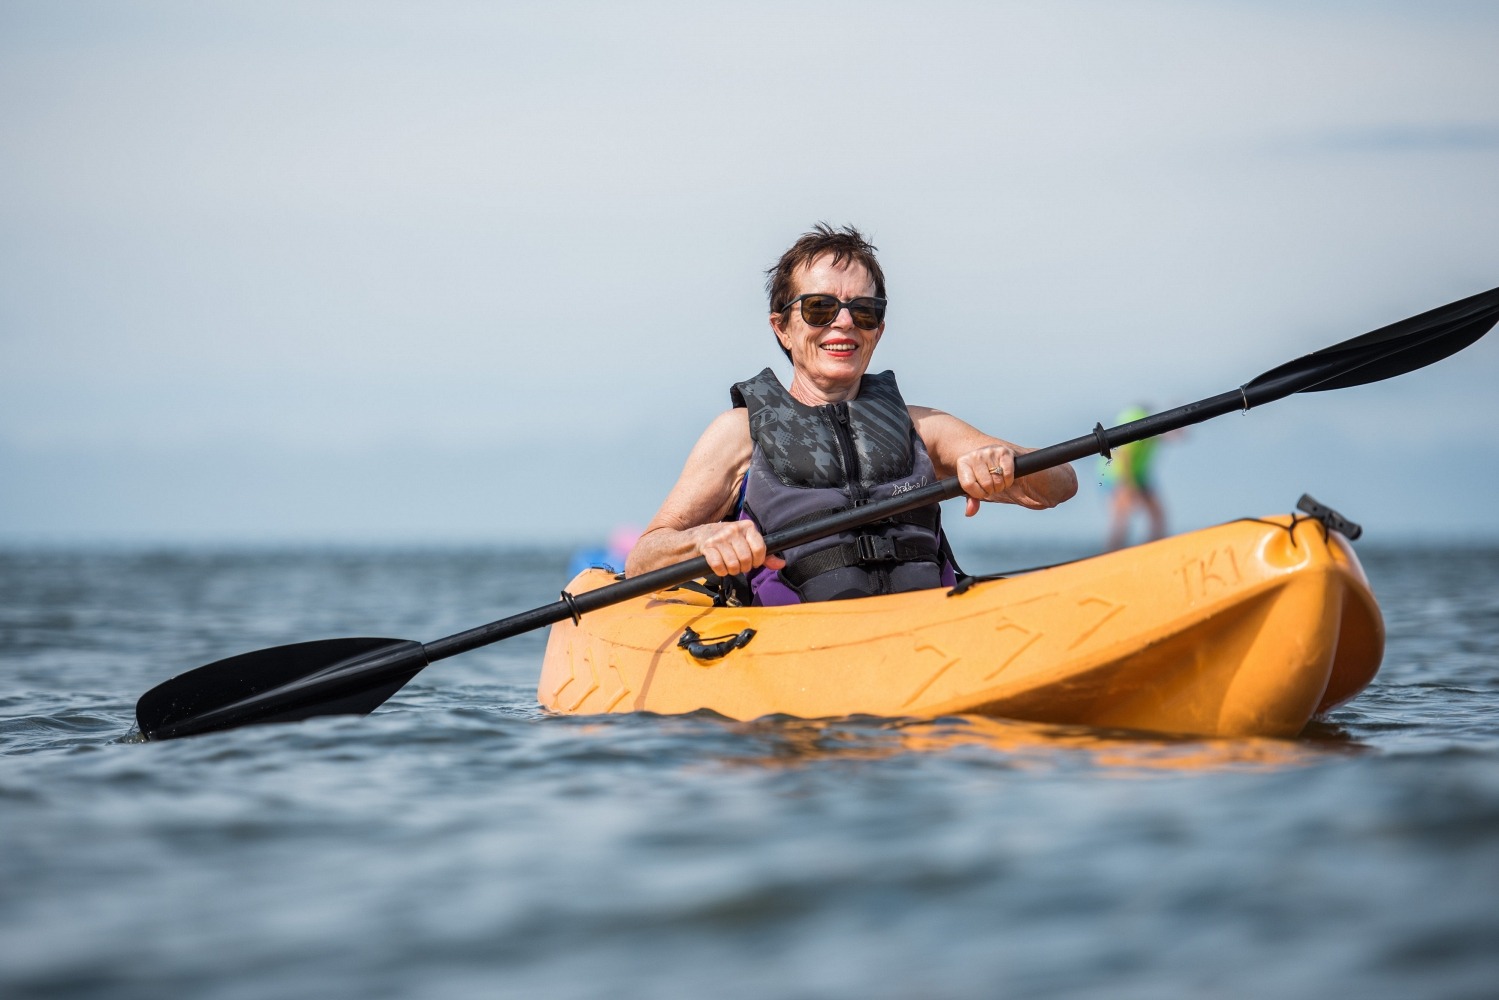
[855,533,898,562]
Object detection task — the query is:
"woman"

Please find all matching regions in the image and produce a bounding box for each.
[625,224,1077,603]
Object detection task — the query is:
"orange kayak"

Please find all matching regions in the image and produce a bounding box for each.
[538,514,1383,738]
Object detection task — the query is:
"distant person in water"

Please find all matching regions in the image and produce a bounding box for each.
[624,223,1077,604]
[1100,404,1168,550]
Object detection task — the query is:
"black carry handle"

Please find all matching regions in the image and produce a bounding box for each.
[677,626,757,660]
[1296,494,1363,540]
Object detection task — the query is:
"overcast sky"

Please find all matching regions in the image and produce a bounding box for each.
[2,1,1497,549]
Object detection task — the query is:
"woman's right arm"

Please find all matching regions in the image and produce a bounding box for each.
[624,410,785,578]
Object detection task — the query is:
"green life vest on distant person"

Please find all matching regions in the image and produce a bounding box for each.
[1098,405,1160,489]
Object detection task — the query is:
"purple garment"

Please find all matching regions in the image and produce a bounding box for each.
[747,562,804,607]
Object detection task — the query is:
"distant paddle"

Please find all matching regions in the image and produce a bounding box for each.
[136,285,1499,740]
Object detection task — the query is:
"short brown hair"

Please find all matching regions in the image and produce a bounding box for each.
[765,223,886,361]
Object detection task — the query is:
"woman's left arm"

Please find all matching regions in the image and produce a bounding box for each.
[909,405,1079,517]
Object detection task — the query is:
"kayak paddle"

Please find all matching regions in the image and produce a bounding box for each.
[136,284,1499,740]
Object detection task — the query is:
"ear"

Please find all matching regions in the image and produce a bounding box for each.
[769,310,792,352]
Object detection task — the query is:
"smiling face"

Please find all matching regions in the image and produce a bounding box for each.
[769,254,885,405]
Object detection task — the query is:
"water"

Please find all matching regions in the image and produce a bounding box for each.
[3,542,1498,999]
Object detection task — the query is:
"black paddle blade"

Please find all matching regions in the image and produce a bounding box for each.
[136,637,428,741]
[1246,285,1499,398]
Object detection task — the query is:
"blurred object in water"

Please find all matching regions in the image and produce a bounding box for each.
[566,523,642,577]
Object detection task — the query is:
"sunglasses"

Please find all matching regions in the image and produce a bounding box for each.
[779,293,887,331]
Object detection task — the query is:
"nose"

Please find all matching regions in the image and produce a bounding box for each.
[830,305,855,330]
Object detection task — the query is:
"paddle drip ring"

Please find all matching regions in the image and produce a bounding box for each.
[1092,422,1111,460]
[560,590,583,625]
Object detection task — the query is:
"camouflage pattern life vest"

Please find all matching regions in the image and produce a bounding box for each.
[731,368,948,604]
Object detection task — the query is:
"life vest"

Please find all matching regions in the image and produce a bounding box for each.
[730,368,953,605]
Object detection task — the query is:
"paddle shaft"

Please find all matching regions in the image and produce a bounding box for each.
[142,411,1157,738]
[425,397,1272,665]
[136,284,1499,739]
[423,319,1442,665]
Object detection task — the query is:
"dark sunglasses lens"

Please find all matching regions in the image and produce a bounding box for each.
[798,295,840,326]
[848,301,883,330]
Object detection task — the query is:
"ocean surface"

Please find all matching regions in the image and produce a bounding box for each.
[2,538,1497,1000]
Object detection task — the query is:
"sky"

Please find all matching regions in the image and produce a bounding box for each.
[2,0,1497,549]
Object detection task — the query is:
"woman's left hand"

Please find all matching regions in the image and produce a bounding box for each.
[956,444,1016,517]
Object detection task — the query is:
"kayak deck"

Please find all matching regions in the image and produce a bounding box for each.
[538,515,1383,738]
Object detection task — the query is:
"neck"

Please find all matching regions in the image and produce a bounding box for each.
[788,373,862,407]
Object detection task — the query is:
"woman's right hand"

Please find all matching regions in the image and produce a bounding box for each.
[689,521,786,577]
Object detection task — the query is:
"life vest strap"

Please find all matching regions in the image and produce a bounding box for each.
[780,536,941,589]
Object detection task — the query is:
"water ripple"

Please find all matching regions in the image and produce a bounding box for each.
[3,544,1498,999]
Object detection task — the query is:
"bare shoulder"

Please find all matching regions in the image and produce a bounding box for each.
[907,404,978,448]
[644,408,753,531]
[677,407,751,498]
[906,403,952,428]
[700,406,752,449]
[686,407,752,471]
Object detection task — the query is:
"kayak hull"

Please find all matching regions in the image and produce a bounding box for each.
[538,515,1383,738]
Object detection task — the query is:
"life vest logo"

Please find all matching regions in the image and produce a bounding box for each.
[891,478,927,496]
